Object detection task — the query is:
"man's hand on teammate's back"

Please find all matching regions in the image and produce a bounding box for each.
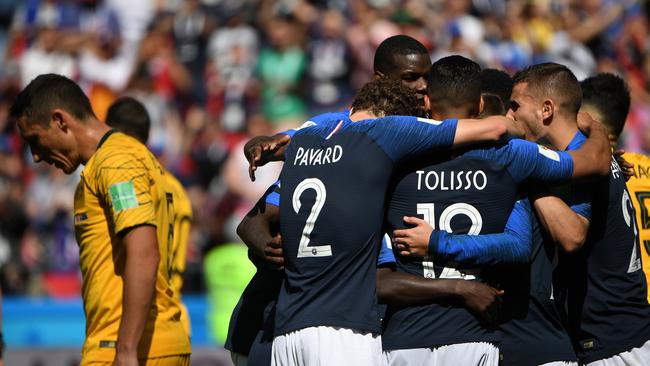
[455,281,504,327]
[393,216,432,257]
[244,134,291,181]
[613,149,634,181]
[262,234,284,271]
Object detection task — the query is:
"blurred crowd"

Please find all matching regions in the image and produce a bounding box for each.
[1,0,650,298]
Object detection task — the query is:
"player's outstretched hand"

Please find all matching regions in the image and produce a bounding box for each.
[393,216,433,257]
[456,281,504,327]
[244,134,291,181]
[614,149,634,181]
[263,234,284,271]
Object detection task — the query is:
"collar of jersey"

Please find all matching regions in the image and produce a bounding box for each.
[98,128,120,149]
[566,130,587,151]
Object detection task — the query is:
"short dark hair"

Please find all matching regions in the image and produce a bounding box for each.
[580,73,630,139]
[374,35,428,74]
[351,78,424,117]
[10,74,96,127]
[480,68,513,116]
[105,97,151,144]
[428,55,481,117]
[512,63,582,116]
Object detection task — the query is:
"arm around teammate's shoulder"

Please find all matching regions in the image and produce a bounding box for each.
[453,115,525,147]
[569,112,612,178]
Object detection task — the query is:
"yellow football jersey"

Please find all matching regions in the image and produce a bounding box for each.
[73,131,191,362]
[624,152,650,302]
[164,172,193,335]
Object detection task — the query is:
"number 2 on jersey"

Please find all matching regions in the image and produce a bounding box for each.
[293,178,332,258]
[623,190,642,273]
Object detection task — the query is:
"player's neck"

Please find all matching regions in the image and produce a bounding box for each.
[547,118,579,151]
[349,109,378,122]
[76,119,113,164]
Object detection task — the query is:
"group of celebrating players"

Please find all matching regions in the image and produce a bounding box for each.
[8,32,650,366]
[225,35,650,366]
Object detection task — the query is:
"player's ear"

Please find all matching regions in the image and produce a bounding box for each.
[541,99,554,120]
[51,108,70,132]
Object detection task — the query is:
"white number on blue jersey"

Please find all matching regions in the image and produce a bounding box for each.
[622,190,642,273]
[417,203,481,279]
[293,178,332,258]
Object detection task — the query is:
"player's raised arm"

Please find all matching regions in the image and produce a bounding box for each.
[566,112,612,178]
[453,115,525,147]
[244,134,291,181]
[394,200,534,266]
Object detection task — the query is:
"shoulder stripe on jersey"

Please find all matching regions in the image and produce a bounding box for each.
[325,120,344,140]
[417,117,443,126]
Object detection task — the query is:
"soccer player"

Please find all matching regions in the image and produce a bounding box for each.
[379,58,602,366]
[244,34,432,182]
[508,64,650,365]
[272,76,608,365]
[394,65,579,366]
[579,73,650,303]
[11,74,191,366]
[479,68,513,117]
[105,96,194,336]
[226,34,433,366]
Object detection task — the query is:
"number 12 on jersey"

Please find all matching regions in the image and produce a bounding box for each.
[417,203,480,280]
[292,178,332,258]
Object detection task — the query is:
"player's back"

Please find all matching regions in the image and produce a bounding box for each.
[382,139,574,350]
[275,115,459,336]
[561,157,650,363]
[74,131,191,361]
[623,152,650,302]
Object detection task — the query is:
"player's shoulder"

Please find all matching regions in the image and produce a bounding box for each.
[93,132,150,166]
[625,152,650,184]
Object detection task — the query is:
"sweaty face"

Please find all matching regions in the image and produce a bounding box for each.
[507,82,546,142]
[383,53,431,102]
[17,117,80,174]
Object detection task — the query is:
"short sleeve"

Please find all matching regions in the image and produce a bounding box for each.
[378,233,396,266]
[265,181,281,207]
[506,139,574,183]
[95,151,157,234]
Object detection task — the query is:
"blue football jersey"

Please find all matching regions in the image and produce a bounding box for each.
[275,114,460,335]
[559,156,650,363]
[496,203,577,365]
[381,139,575,350]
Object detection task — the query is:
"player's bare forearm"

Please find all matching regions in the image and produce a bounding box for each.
[377,268,502,324]
[453,116,523,147]
[376,268,461,306]
[244,134,291,181]
[115,225,160,362]
[237,203,283,270]
[570,112,611,178]
[531,195,589,252]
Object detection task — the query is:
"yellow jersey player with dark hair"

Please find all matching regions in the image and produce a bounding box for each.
[580,72,650,302]
[11,74,191,366]
[106,96,194,336]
